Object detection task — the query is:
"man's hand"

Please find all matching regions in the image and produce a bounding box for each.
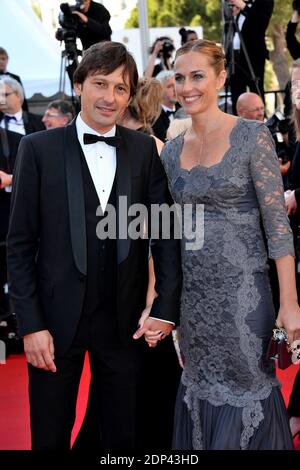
[133,317,174,348]
[24,330,56,372]
[0,170,12,189]
[72,11,88,23]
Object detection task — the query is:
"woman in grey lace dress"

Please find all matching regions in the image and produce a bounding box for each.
[146,39,300,450]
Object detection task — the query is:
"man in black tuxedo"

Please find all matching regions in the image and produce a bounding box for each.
[7,41,182,450]
[0,129,22,319]
[225,0,274,115]
[0,47,28,111]
[152,70,179,142]
[0,76,44,135]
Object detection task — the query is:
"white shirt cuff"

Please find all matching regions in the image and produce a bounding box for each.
[149,316,175,326]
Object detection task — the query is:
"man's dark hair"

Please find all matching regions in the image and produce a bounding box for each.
[179,28,197,45]
[0,47,8,58]
[73,41,138,97]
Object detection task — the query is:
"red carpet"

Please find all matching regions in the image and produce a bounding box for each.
[0,353,91,450]
[0,354,299,450]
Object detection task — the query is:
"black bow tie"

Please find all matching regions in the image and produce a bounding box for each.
[83,133,122,148]
[4,115,17,123]
[165,110,175,117]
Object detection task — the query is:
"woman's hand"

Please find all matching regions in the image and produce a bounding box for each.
[277,302,300,344]
[137,305,152,330]
[285,190,297,216]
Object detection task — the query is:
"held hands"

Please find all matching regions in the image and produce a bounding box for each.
[23,330,56,372]
[0,171,12,189]
[72,11,88,23]
[133,306,174,348]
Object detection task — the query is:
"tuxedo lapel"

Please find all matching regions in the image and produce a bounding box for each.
[22,111,31,135]
[115,125,131,264]
[64,122,87,275]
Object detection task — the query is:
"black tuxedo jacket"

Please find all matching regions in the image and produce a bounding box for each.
[152,103,181,142]
[0,111,45,135]
[238,0,274,68]
[7,122,182,356]
[152,108,171,142]
[0,129,23,240]
[22,111,45,134]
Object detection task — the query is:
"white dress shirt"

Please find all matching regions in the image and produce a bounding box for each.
[233,3,253,51]
[76,113,116,212]
[0,110,25,135]
[162,104,176,122]
[76,114,174,327]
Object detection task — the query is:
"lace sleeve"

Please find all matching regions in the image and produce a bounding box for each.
[250,124,294,259]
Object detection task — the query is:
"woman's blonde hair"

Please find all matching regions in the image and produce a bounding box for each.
[175,39,226,76]
[128,77,163,134]
[292,59,300,141]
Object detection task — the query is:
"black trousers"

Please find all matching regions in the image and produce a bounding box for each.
[0,244,8,318]
[229,51,265,115]
[287,369,300,417]
[28,312,142,450]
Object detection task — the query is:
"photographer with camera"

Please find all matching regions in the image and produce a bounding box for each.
[265,110,295,188]
[144,37,175,78]
[57,0,111,52]
[56,1,112,94]
[225,0,274,115]
[72,0,111,50]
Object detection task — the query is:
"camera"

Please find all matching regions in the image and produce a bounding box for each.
[58,1,83,29]
[293,0,300,14]
[160,40,175,60]
[55,1,83,60]
[265,110,293,163]
[55,1,83,44]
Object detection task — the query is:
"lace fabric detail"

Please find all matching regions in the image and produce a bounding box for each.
[186,387,203,450]
[250,125,294,259]
[161,119,292,449]
[241,400,264,450]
